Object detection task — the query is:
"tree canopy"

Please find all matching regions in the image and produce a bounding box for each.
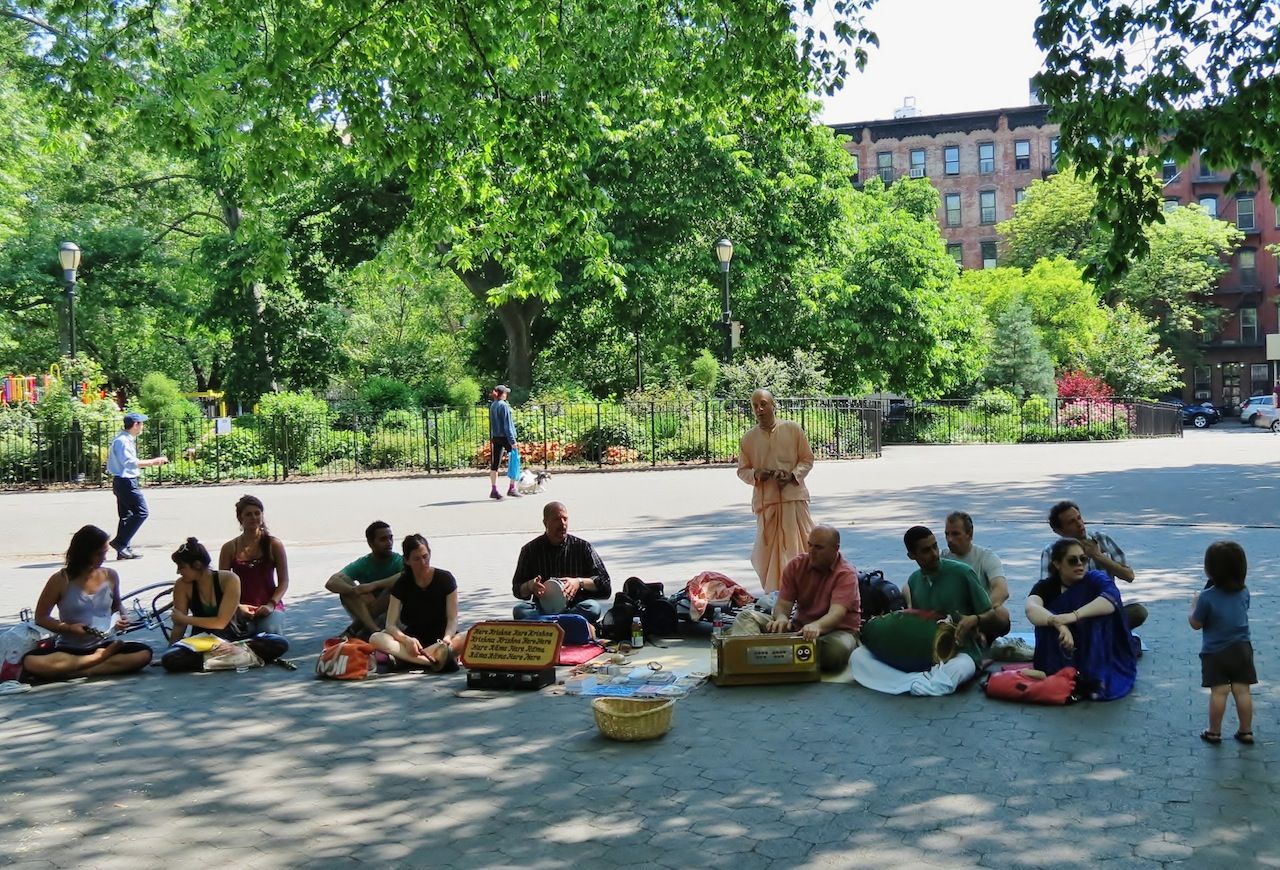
[1033,0,1279,280]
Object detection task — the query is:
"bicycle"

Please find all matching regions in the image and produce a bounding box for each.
[13,580,173,638]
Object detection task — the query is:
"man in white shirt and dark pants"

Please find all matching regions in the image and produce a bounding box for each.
[106,413,168,560]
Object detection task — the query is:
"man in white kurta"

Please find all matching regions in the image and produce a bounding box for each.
[737,389,815,592]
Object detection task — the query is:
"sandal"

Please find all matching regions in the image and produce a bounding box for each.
[1234,731,1255,745]
[1200,730,1222,744]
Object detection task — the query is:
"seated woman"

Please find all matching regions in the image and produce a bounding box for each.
[21,525,153,682]
[161,537,243,672]
[218,494,289,636]
[369,534,464,671]
[1026,538,1138,701]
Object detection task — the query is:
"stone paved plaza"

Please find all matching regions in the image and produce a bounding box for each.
[1,428,1278,868]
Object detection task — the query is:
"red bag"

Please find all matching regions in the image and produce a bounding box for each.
[984,666,1078,705]
[315,637,376,680]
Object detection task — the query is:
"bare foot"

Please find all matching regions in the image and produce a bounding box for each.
[83,641,123,666]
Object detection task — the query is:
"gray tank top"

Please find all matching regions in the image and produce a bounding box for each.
[57,571,117,649]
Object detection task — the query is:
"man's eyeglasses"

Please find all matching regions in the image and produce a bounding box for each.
[1064,555,1089,566]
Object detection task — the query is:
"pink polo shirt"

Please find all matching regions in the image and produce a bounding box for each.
[779,553,861,634]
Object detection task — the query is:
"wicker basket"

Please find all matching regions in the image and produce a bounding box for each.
[592,697,675,741]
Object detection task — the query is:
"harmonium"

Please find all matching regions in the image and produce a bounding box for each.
[711,632,819,686]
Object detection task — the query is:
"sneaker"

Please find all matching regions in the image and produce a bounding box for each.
[116,548,143,560]
[489,489,503,501]
[506,486,521,498]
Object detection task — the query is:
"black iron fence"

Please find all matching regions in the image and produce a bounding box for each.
[879,397,1183,444]
[0,398,882,489]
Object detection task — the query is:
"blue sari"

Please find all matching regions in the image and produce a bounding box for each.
[1032,569,1137,701]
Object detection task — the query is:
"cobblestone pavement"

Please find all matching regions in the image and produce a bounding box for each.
[1,429,1278,868]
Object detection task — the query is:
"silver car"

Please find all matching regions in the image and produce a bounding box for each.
[1239,395,1275,425]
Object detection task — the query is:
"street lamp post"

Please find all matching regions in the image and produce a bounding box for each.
[715,237,733,362]
[58,242,82,359]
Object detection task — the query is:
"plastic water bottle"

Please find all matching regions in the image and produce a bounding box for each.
[631,616,644,649]
[711,607,724,673]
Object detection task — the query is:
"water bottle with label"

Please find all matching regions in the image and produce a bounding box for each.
[631,616,644,649]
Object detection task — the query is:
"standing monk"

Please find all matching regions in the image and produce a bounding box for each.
[737,389,815,592]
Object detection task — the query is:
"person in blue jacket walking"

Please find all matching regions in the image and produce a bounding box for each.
[488,385,519,500]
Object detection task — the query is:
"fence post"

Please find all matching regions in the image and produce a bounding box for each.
[650,402,656,466]
[540,404,548,470]
[596,402,603,468]
[704,400,710,463]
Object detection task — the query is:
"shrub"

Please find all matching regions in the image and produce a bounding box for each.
[690,350,719,394]
[972,389,1016,416]
[139,372,202,426]
[256,391,331,469]
[1056,370,1114,400]
[379,409,421,432]
[577,420,637,463]
[448,377,481,409]
[360,376,416,419]
[1021,395,1052,424]
[196,428,269,473]
[367,429,420,469]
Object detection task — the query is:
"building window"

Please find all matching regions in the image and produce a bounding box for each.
[1015,187,1026,204]
[944,145,960,176]
[1049,137,1060,166]
[877,151,894,184]
[1237,196,1255,231]
[909,149,926,178]
[1240,249,1257,286]
[981,241,997,269]
[1193,365,1212,401]
[850,153,859,184]
[1241,307,1258,344]
[946,243,963,267]
[1199,150,1213,177]
[1163,198,1180,212]
[1199,196,1217,218]
[1251,363,1270,395]
[1014,140,1031,171]
[1162,160,1178,182]
[944,193,962,227]
[980,190,997,224]
[978,142,995,174]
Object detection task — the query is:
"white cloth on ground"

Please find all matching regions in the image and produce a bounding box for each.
[847,645,976,696]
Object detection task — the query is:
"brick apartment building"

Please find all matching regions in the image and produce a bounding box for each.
[830,101,1280,410]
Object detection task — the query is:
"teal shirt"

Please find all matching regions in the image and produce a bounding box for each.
[907,558,993,666]
[342,553,404,585]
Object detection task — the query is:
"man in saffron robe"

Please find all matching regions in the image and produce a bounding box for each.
[736,389,814,592]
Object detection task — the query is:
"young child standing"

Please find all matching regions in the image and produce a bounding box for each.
[1189,541,1256,745]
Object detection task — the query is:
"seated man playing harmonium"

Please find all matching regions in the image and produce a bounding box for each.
[728,525,860,672]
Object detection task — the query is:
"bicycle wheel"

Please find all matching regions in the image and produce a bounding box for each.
[118,581,175,637]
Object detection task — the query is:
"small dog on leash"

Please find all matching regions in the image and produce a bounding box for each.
[517,470,552,495]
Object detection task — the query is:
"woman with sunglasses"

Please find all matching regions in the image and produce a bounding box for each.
[1025,537,1138,700]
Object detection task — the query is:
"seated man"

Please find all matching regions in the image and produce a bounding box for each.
[512,502,612,624]
[849,525,994,696]
[941,510,1011,641]
[324,521,404,639]
[728,525,860,672]
[1040,500,1147,630]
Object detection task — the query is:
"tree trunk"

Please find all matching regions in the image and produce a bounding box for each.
[452,255,544,392]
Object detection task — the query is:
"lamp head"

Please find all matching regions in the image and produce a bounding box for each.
[58,242,81,282]
[714,238,733,272]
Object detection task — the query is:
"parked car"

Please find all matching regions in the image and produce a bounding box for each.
[1168,400,1221,429]
[1239,395,1274,425]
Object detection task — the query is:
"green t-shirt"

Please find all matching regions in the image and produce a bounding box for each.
[341,553,404,585]
[906,558,993,666]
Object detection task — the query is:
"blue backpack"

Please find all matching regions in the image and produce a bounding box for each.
[537,613,594,646]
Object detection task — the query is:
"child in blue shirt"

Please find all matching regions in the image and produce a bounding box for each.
[1189,541,1256,745]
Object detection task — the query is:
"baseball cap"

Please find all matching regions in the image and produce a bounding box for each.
[494,384,510,395]
[123,412,149,428]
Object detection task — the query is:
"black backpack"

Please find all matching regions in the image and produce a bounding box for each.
[858,569,905,624]
[601,578,680,641]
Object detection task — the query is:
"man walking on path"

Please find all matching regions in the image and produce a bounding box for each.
[737,388,815,592]
[106,413,168,560]
[488,385,519,501]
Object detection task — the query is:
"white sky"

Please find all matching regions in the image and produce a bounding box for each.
[816,0,1048,124]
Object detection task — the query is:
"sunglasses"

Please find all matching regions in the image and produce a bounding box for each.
[1063,555,1089,566]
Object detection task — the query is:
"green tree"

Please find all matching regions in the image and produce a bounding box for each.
[1083,303,1182,398]
[955,258,1105,368]
[7,0,879,391]
[1033,0,1279,279]
[997,170,1107,271]
[982,301,1056,399]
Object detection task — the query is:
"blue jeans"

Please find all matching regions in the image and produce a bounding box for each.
[111,476,148,551]
[513,598,604,625]
[246,608,286,637]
